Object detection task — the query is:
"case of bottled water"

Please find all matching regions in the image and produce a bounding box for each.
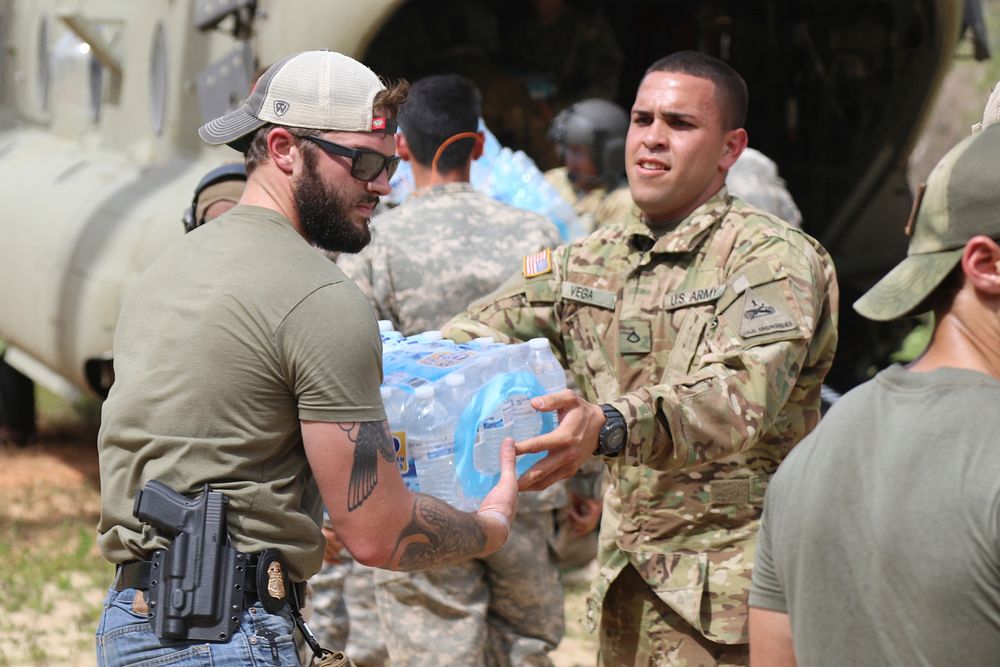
[378,321,566,510]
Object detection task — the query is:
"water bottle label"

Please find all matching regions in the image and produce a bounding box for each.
[392,431,409,472]
[427,443,455,460]
[417,350,478,369]
[411,435,455,462]
[504,395,542,441]
[393,431,420,491]
[384,346,486,384]
[474,414,505,473]
[480,415,505,432]
[383,372,427,390]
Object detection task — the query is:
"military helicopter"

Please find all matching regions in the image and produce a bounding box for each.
[0,0,989,439]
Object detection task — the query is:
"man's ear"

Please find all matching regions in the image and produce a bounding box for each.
[396,133,412,162]
[720,128,748,171]
[266,128,298,174]
[962,236,1000,295]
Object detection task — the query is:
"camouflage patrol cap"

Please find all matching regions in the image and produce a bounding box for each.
[854,124,1000,321]
[198,50,395,152]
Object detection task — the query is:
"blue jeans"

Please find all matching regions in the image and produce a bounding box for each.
[95,587,301,666]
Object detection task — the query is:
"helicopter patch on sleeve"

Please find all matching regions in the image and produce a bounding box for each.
[738,286,797,339]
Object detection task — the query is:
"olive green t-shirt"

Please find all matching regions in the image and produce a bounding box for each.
[97,205,385,581]
[750,364,1000,665]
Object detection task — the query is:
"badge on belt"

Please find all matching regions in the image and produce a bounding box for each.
[256,549,290,613]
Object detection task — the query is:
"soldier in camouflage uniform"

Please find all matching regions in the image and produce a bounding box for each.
[545,99,635,234]
[443,51,839,666]
[338,74,567,667]
[338,75,562,336]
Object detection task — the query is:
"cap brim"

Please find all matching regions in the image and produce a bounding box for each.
[853,249,963,321]
[198,106,267,152]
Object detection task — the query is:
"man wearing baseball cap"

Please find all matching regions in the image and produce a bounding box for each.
[95,51,519,666]
[748,124,1000,665]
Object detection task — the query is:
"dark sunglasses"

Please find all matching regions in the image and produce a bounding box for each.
[302,135,400,182]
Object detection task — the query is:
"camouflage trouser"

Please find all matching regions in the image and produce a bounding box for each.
[373,509,564,667]
[309,557,388,667]
[598,564,749,667]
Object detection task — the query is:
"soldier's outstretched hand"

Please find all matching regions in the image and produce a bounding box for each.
[515,390,604,492]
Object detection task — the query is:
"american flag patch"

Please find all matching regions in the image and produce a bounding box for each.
[522,249,553,278]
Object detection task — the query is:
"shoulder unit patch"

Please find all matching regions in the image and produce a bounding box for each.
[739,286,797,338]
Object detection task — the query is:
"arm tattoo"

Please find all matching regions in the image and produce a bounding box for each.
[340,421,397,512]
[389,495,487,569]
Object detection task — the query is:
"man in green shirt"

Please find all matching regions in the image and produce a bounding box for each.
[750,124,1000,665]
[95,50,518,667]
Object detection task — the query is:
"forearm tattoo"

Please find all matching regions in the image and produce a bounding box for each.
[389,495,488,569]
[340,421,397,511]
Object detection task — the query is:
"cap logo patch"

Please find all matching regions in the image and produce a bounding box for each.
[273,100,289,116]
[372,117,386,130]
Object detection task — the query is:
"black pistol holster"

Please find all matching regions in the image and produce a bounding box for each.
[132,480,247,642]
[131,479,350,664]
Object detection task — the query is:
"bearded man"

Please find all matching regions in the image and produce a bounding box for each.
[94,50,519,667]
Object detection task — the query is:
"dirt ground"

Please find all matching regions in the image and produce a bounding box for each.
[0,431,597,667]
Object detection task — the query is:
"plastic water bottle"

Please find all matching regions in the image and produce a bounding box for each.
[441,372,470,410]
[416,330,443,343]
[527,337,567,395]
[378,320,404,347]
[504,340,530,373]
[407,384,460,505]
[498,338,564,443]
[473,398,508,481]
[382,386,417,491]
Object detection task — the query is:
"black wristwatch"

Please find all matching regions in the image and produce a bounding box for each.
[595,404,627,457]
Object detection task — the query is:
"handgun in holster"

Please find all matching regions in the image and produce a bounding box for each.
[132,480,245,642]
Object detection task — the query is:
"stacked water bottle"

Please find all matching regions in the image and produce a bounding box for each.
[377,321,565,511]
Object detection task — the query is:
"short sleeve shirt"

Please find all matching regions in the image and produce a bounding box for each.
[97,205,385,581]
[751,365,1000,665]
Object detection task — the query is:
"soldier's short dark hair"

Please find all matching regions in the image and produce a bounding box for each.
[645,51,748,130]
[399,74,482,173]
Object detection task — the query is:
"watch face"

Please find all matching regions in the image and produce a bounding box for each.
[606,428,626,452]
[598,405,627,456]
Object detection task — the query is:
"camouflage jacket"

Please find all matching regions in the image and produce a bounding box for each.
[545,167,634,234]
[443,187,839,643]
[338,182,561,336]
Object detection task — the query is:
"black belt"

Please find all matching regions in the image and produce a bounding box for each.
[114,554,305,610]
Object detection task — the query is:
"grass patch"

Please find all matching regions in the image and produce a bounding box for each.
[0,516,111,665]
[0,519,111,613]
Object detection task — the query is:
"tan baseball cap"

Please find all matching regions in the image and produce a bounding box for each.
[199,50,395,152]
[854,124,1000,321]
